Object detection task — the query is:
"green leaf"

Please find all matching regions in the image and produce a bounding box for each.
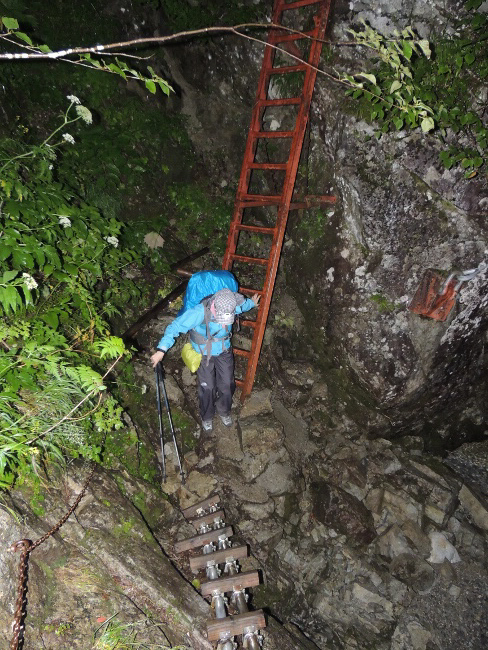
[4,287,19,313]
[357,73,377,85]
[21,286,32,305]
[12,250,34,269]
[0,244,12,262]
[402,41,412,60]
[14,31,33,45]
[473,157,483,168]
[461,158,472,169]
[394,117,404,130]
[145,79,157,94]
[464,52,475,65]
[417,40,431,58]
[390,80,402,93]
[42,311,59,329]
[2,17,19,30]
[2,270,18,283]
[421,117,435,132]
[39,44,52,53]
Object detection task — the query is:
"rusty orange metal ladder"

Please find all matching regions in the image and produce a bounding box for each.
[222,0,334,399]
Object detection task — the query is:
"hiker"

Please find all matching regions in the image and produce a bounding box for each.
[151,288,260,432]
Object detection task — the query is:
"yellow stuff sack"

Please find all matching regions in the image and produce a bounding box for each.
[181,342,202,373]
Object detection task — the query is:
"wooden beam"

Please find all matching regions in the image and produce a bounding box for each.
[174,526,233,554]
[189,544,249,573]
[206,610,266,642]
[181,494,220,519]
[201,569,261,596]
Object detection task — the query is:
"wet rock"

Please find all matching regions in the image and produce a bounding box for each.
[376,524,413,559]
[216,423,244,462]
[390,553,436,593]
[240,416,284,455]
[391,619,436,650]
[239,388,273,418]
[311,480,376,545]
[445,440,488,497]
[458,484,488,532]
[427,532,460,564]
[255,461,295,496]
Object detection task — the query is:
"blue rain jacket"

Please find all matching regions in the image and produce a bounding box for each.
[157,297,255,357]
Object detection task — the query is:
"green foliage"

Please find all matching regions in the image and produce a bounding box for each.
[168,183,232,252]
[0,17,173,96]
[345,2,487,178]
[0,101,141,486]
[93,615,191,650]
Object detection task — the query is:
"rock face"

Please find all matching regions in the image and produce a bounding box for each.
[158,0,487,448]
[149,383,487,650]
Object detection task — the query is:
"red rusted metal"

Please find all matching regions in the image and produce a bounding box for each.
[222,0,334,400]
[408,270,458,321]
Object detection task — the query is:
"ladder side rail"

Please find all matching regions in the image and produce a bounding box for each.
[240,1,332,397]
[222,0,285,270]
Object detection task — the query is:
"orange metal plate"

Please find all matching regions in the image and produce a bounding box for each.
[408,270,458,321]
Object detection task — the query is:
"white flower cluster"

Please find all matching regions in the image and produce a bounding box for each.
[104,236,119,248]
[58,216,72,228]
[22,273,38,290]
[75,105,93,125]
[67,94,81,104]
[62,133,75,145]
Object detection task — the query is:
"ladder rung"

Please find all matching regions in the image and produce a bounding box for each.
[240,319,257,329]
[268,63,308,75]
[280,0,323,11]
[234,348,251,358]
[182,494,220,519]
[249,162,288,170]
[201,569,261,596]
[239,287,264,296]
[231,253,269,266]
[258,97,301,107]
[254,130,294,139]
[174,526,233,554]
[190,544,249,572]
[240,193,282,203]
[236,224,276,235]
[207,610,266,642]
[188,509,226,529]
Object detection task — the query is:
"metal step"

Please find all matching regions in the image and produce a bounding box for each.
[174,526,233,554]
[206,610,266,642]
[181,494,220,519]
[188,509,226,530]
[201,569,261,596]
[189,544,249,572]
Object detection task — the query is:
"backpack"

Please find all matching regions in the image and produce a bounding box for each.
[179,270,238,314]
[180,270,239,364]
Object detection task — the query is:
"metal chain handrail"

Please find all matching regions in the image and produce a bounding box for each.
[9,465,96,650]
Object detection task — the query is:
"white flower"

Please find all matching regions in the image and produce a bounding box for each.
[22,273,38,290]
[62,133,75,144]
[104,236,119,248]
[58,216,72,228]
[67,94,81,104]
[75,105,92,125]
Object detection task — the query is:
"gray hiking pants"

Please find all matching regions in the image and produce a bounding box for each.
[196,348,235,421]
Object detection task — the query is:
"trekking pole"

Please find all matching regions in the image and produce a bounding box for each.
[157,363,185,484]
[155,364,167,483]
